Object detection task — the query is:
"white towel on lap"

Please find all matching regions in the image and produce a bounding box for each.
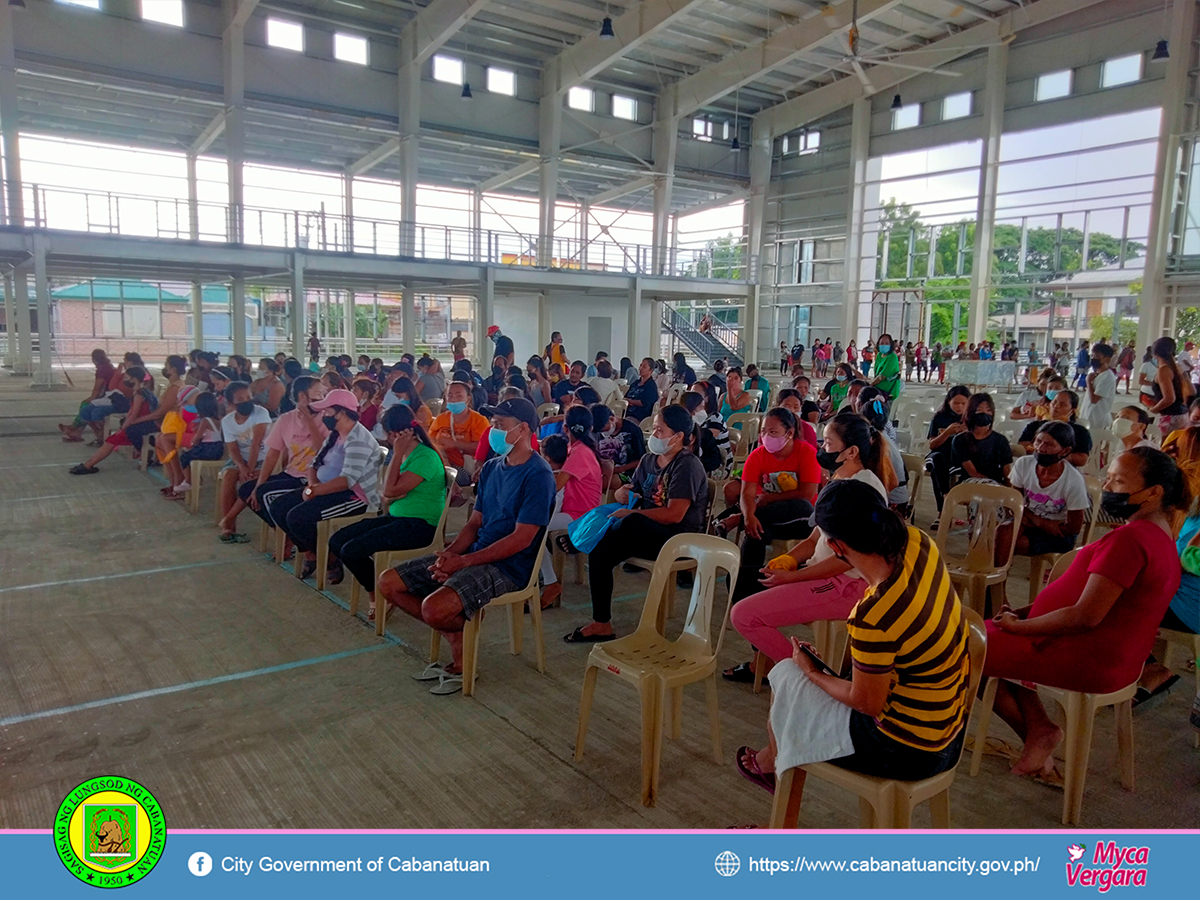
[769,660,856,772]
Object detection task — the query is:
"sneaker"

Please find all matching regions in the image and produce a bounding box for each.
[174,481,191,493]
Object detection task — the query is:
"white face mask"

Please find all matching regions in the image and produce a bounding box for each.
[647,433,674,455]
[1111,416,1135,439]
[693,410,707,426]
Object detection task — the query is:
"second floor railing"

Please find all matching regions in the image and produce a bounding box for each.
[7,183,755,283]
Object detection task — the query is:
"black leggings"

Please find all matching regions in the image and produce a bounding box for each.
[832,711,964,780]
[327,516,437,592]
[239,473,305,527]
[587,516,686,624]
[926,447,953,512]
[269,488,368,553]
[728,498,814,603]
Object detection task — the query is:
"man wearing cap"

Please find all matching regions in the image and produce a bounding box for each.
[377,396,555,695]
[487,325,515,368]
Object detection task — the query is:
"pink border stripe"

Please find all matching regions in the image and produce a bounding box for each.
[6,828,1200,836]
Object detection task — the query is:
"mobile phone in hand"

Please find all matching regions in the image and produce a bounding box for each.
[798,642,838,677]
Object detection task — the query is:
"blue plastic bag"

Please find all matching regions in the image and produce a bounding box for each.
[567,493,637,554]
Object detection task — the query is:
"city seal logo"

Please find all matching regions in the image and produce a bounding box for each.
[54,776,166,888]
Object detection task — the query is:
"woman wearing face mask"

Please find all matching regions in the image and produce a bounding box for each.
[525,356,553,406]
[251,358,286,417]
[870,332,902,401]
[774,389,818,449]
[736,480,971,794]
[326,404,447,615]
[378,376,431,436]
[926,385,972,515]
[429,382,489,480]
[680,393,724,473]
[1018,388,1091,469]
[215,382,273,542]
[719,367,756,424]
[591,404,645,492]
[826,363,855,411]
[269,389,382,581]
[983,447,1187,777]
[687,381,730,460]
[539,406,604,609]
[351,379,382,433]
[725,414,895,686]
[1113,405,1156,451]
[949,393,1013,487]
[484,357,508,404]
[671,351,697,387]
[563,405,708,643]
[1007,421,1088,558]
[1148,336,1195,435]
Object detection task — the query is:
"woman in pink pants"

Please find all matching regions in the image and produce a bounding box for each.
[729,414,895,683]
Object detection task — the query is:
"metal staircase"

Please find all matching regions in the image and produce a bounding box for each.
[661,306,743,368]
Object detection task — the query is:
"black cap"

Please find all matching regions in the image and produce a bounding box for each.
[493,397,539,432]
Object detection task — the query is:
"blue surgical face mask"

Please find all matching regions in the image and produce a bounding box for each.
[446,400,468,415]
[1045,389,1059,401]
[489,425,514,457]
[878,344,891,355]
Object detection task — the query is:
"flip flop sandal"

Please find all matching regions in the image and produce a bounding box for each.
[87,439,103,448]
[299,559,317,580]
[1132,673,1180,708]
[722,661,766,686]
[735,746,776,795]
[563,626,616,644]
[412,663,450,682]
[60,435,84,443]
[218,532,251,544]
[429,673,466,695]
[554,534,578,555]
[68,465,99,475]
[326,564,344,585]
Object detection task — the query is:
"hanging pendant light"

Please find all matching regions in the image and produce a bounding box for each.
[599,16,615,39]
[8,0,27,9]
[890,93,903,110]
[1151,39,1170,61]
[731,135,740,151]
[461,82,473,100]
[731,89,741,150]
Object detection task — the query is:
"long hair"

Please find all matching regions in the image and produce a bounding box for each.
[565,405,600,463]
[692,381,719,416]
[816,480,909,563]
[936,385,972,418]
[828,412,898,491]
[382,403,437,456]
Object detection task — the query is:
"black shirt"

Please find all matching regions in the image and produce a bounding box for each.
[552,378,584,403]
[624,377,658,421]
[927,408,964,439]
[1018,420,1093,456]
[950,430,1013,483]
[493,335,514,361]
[598,417,647,468]
[696,425,721,473]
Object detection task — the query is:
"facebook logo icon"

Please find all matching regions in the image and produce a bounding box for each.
[188,852,213,877]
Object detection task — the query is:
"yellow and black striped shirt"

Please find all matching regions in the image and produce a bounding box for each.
[847,526,970,752]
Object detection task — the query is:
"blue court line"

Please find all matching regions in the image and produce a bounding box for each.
[0,558,254,594]
[0,644,392,728]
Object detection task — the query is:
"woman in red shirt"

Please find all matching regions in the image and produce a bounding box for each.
[984,446,1187,777]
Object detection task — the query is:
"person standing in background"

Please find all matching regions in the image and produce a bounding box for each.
[307,327,321,368]
[451,330,468,362]
[544,332,569,369]
[860,341,874,378]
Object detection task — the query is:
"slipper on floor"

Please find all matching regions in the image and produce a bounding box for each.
[87,439,103,448]
[722,661,766,686]
[218,532,251,544]
[735,746,776,795]
[429,673,465,695]
[554,533,578,555]
[326,564,344,585]
[68,465,99,475]
[60,434,84,443]
[1132,673,1180,708]
[563,626,616,644]
[412,663,451,682]
[299,559,317,580]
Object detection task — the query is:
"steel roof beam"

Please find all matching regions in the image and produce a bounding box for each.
[753,0,1110,139]
[190,112,226,155]
[406,0,494,66]
[478,158,540,192]
[666,0,905,120]
[347,137,400,176]
[588,175,655,206]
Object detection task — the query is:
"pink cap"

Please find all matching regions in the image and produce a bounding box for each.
[310,388,359,411]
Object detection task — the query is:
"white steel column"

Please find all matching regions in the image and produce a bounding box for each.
[3,272,15,367]
[651,85,678,275]
[398,31,420,256]
[402,286,416,354]
[648,297,662,360]
[344,292,357,357]
[472,188,483,262]
[628,277,642,365]
[343,173,355,252]
[1141,0,1197,348]
[538,59,563,269]
[32,238,53,386]
[842,98,871,346]
[537,293,551,344]
[0,2,31,374]
[187,153,205,349]
[222,0,249,244]
[477,268,494,363]
[580,201,590,270]
[11,271,30,374]
[231,277,247,355]
[969,43,1008,345]
[290,252,306,357]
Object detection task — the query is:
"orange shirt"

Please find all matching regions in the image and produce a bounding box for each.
[429,409,489,467]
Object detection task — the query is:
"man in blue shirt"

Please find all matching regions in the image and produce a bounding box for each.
[586,351,608,378]
[624,357,659,422]
[378,397,555,695]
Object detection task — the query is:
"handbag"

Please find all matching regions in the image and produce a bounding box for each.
[566,493,637,554]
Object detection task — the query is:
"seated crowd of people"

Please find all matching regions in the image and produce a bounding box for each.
[60,328,1199,820]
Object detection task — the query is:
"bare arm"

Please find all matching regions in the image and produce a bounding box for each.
[995,571,1123,636]
[445,510,483,555]
[448,521,541,571]
[1148,367,1176,413]
[791,637,892,717]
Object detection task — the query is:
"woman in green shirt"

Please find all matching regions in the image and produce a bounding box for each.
[328,404,448,618]
[871,332,903,400]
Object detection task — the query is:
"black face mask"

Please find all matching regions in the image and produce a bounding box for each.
[161,367,171,378]
[1100,490,1143,520]
[970,412,994,429]
[1036,451,1064,468]
[322,415,339,431]
[816,449,844,472]
[492,367,504,379]
[1090,359,1102,370]
[235,400,255,416]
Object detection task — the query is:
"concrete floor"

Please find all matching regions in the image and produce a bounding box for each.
[0,373,1196,830]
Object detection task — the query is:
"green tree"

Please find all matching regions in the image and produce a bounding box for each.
[1089,312,1138,345]
[1175,307,1200,344]
[689,233,744,279]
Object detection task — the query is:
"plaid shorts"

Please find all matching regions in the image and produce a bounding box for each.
[393,554,518,620]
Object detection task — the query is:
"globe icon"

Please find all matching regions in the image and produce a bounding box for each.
[714,850,741,877]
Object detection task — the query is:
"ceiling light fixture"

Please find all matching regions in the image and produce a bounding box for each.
[8,0,27,9]
[599,16,615,39]
[461,82,473,100]
[890,93,903,110]
[1151,39,1169,62]
[731,88,741,151]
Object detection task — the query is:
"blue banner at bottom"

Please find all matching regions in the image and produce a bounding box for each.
[4,831,1194,898]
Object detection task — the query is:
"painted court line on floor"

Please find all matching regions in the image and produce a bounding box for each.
[10,487,154,503]
[0,558,256,594]
[0,644,393,728]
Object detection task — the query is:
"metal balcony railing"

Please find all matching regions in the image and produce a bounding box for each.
[661,305,743,368]
[7,183,755,283]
